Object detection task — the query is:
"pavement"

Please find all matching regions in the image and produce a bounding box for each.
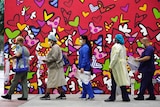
[0,70,160,107]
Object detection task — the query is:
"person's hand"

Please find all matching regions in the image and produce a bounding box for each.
[42,60,47,62]
[109,68,112,73]
[80,68,84,73]
[135,58,140,62]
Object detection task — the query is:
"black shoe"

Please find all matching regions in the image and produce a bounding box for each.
[104,98,115,102]
[40,95,50,100]
[79,97,86,100]
[123,99,130,102]
[86,97,95,101]
[134,96,144,100]
[1,94,11,100]
[145,96,156,100]
[17,97,28,100]
[56,95,66,100]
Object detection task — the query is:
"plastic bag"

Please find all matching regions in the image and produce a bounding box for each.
[4,59,10,84]
[76,70,91,84]
[128,56,140,71]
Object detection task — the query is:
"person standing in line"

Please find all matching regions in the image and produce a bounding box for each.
[104,34,130,102]
[78,35,94,100]
[1,36,30,100]
[134,37,156,100]
[40,32,67,100]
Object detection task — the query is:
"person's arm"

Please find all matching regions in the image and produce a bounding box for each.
[135,46,153,62]
[45,45,60,63]
[80,46,89,73]
[9,46,22,60]
[135,56,150,62]
[109,46,120,70]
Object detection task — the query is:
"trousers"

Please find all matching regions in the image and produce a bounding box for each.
[81,82,94,98]
[7,72,28,98]
[138,72,155,97]
[110,73,130,100]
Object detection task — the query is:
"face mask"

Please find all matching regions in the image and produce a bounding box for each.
[141,44,145,48]
[48,41,52,47]
[79,40,83,45]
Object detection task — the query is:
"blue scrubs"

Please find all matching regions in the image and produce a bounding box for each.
[78,44,94,99]
[138,45,155,98]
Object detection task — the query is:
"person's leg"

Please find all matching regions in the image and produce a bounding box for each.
[104,73,116,101]
[146,72,156,100]
[120,86,130,102]
[134,73,148,100]
[40,88,51,100]
[56,86,66,99]
[86,82,94,99]
[19,72,28,100]
[1,73,22,100]
[80,82,87,98]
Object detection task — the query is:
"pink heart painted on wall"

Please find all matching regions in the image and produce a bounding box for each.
[34,0,45,8]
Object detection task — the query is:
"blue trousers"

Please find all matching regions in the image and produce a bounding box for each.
[138,72,155,98]
[81,82,94,98]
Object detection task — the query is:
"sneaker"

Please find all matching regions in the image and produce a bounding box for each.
[1,94,11,100]
[145,96,156,100]
[40,95,50,100]
[56,95,66,100]
[17,97,28,100]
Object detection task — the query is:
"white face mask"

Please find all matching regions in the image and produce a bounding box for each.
[79,40,83,45]
[48,41,52,47]
[141,44,145,48]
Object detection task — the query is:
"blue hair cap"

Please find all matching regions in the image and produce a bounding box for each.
[115,34,124,45]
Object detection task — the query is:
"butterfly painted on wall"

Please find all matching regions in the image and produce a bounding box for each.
[94,48,107,60]
[97,1,115,14]
[7,14,20,27]
[147,27,160,40]
[30,26,41,37]
[104,21,114,32]
[134,13,147,28]
[47,16,61,29]
[91,56,102,69]
[25,35,39,47]
[49,0,58,8]
[61,8,72,25]
[95,35,103,46]
[89,22,103,34]
[16,0,24,5]
[125,32,138,44]
[138,24,148,36]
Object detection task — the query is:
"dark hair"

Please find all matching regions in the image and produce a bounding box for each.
[81,35,92,59]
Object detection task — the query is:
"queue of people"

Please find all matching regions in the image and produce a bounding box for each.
[1,32,157,102]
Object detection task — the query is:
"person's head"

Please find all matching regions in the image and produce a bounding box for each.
[140,37,150,48]
[15,36,25,46]
[79,35,88,45]
[115,34,125,45]
[48,33,57,47]
[80,35,92,59]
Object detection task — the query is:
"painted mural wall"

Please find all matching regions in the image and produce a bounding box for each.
[4,0,160,94]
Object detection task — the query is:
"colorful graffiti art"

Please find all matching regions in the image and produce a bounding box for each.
[4,0,160,94]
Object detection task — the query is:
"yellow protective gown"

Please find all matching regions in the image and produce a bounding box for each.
[109,43,130,86]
